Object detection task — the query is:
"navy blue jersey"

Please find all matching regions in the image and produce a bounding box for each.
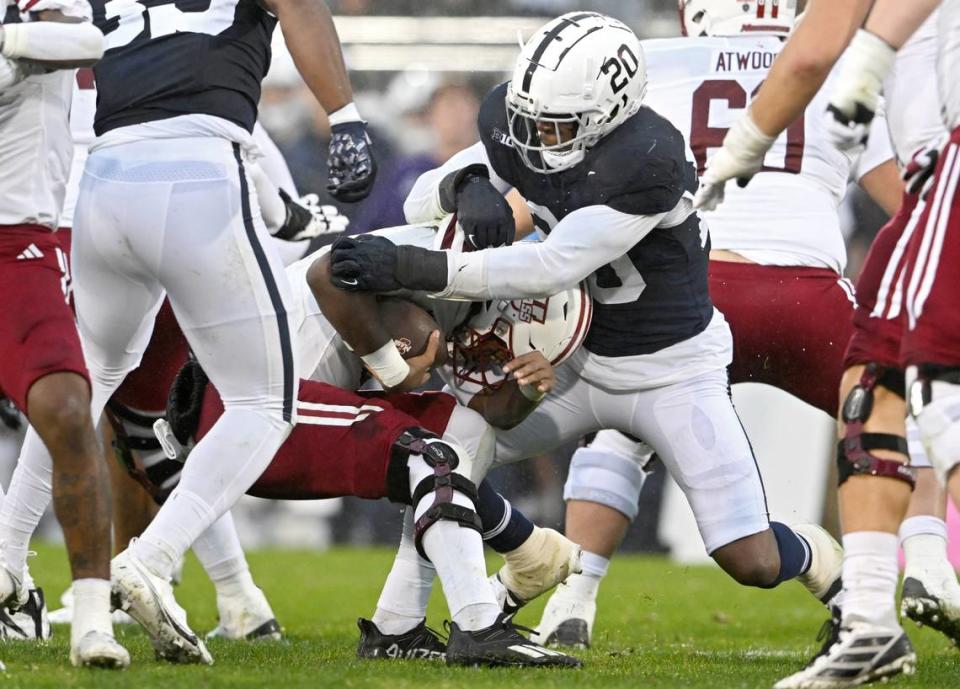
[90,0,275,136]
[478,82,712,357]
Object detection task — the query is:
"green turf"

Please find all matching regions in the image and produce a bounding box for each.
[1,543,956,688]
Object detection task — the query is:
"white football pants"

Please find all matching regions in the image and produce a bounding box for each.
[0,137,298,579]
[494,365,769,554]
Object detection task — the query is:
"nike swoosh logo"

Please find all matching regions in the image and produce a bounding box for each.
[341,278,359,286]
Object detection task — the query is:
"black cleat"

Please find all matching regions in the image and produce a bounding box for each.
[445,613,581,668]
[356,618,446,661]
[901,576,960,647]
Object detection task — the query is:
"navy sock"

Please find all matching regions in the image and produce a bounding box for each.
[763,521,812,588]
[476,480,535,553]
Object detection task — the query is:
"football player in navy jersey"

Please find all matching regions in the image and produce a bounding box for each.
[0,0,371,667]
[331,12,843,621]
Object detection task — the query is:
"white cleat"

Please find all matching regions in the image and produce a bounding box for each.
[0,587,50,640]
[774,621,916,688]
[493,527,582,613]
[111,546,212,664]
[900,566,960,647]
[70,630,131,669]
[794,524,844,603]
[0,562,28,611]
[205,586,282,641]
[530,581,596,648]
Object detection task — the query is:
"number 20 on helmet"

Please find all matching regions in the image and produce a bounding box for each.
[506,12,648,174]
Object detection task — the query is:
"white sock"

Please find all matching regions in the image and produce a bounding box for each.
[71,578,112,645]
[841,531,899,628]
[562,550,609,601]
[135,407,290,579]
[193,511,254,598]
[900,515,949,569]
[373,509,436,635]
[0,430,53,577]
[410,455,499,632]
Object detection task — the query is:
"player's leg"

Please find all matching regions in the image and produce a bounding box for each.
[902,131,960,644]
[619,369,840,596]
[193,511,281,641]
[105,140,296,664]
[535,430,654,647]
[776,186,932,689]
[0,223,137,667]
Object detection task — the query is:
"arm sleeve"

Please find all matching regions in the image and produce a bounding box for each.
[1,21,103,63]
[403,142,512,224]
[436,206,665,300]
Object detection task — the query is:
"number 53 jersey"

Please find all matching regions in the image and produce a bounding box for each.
[88,0,275,137]
[642,35,894,274]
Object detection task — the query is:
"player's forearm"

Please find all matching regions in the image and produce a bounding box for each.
[269,0,353,114]
[864,0,940,49]
[404,143,495,223]
[0,19,103,67]
[749,0,870,137]
[859,160,904,217]
[308,255,391,356]
[467,383,538,430]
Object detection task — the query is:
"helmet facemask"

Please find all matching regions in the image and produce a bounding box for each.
[506,96,597,174]
[450,317,515,390]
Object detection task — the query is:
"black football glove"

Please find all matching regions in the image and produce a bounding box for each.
[438,164,515,249]
[327,121,377,203]
[329,234,448,293]
[0,397,21,431]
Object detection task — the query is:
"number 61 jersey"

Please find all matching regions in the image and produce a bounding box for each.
[88,0,275,137]
[642,35,894,274]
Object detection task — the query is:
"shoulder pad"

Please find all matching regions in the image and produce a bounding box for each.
[477,82,518,183]
[585,107,698,216]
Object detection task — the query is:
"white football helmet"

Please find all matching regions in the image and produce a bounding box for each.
[506,12,647,174]
[450,282,593,391]
[679,0,798,37]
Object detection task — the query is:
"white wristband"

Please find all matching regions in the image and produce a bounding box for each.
[328,101,363,127]
[0,24,27,60]
[519,383,546,402]
[361,340,410,389]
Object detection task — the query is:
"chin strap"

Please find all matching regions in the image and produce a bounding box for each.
[837,363,916,488]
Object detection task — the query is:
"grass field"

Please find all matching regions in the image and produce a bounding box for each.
[1,544,957,689]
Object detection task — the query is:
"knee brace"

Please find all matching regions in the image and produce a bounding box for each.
[385,428,483,561]
[908,365,960,484]
[105,401,183,504]
[838,363,916,488]
[563,432,655,521]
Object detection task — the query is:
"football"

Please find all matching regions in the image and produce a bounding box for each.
[378,296,440,360]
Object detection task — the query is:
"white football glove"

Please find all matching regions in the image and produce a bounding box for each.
[0,55,25,92]
[273,190,349,241]
[693,114,775,211]
[825,30,897,152]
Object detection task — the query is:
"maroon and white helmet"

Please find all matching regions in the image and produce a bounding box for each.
[450,283,593,390]
[679,0,797,37]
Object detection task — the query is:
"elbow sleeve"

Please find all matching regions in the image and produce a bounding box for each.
[1,22,104,62]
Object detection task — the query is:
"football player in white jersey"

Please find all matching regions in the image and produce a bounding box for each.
[692,0,954,686]
[529,0,923,651]
[0,0,370,666]
[330,12,845,640]
[0,0,134,668]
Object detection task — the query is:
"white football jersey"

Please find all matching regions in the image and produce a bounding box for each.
[886,10,945,161]
[0,0,91,229]
[938,1,960,131]
[643,35,894,273]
